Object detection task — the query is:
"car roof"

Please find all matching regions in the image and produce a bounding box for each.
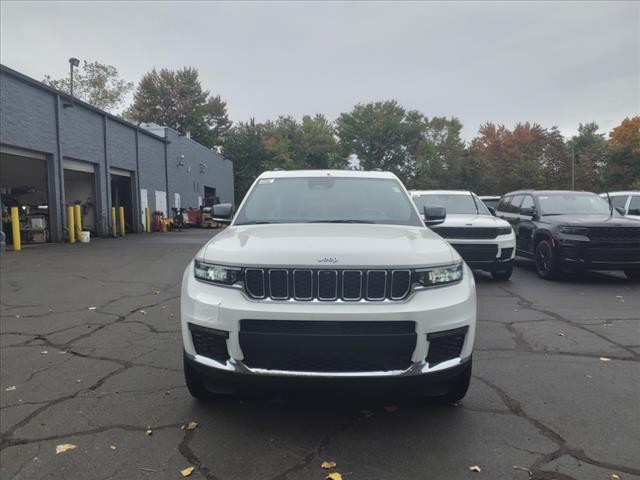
[258,169,398,179]
[479,195,500,199]
[410,190,472,196]
[599,191,640,196]
[503,190,596,196]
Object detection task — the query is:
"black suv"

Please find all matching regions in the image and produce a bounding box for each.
[496,190,640,280]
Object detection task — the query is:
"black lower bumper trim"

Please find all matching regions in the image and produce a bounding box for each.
[185,353,471,397]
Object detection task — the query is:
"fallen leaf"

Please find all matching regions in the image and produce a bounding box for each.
[180,466,195,477]
[321,461,337,469]
[558,332,565,336]
[40,350,48,355]
[15,315,20,318]
[325,473,342,480]
[154,290,160,295]
[146,426,153,435]
[140,310,147,315]
[4,385,16,391]
[610,475,620,480]
[110,445,116,450]
[55,443,77,454]
[469,465,481,472]
[88,307,96,311]
[170,314,175,317]
[600,357,611,362]
[384,405,398,413]
[182,421,198,431]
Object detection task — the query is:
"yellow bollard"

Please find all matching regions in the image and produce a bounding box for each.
[145,207,151,233]
[111,207,117,237]
[74,204,82,238]
[119,206,126,237]
[67,206,76,244]
[11,207,21,251]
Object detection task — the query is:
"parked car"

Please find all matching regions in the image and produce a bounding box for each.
[599,191,640,221]
[411,190,515,280]
[479,195,501,211]
[496,190,640,280]
[181,170,476,403]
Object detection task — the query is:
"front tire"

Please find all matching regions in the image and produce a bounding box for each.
[184,352,218,401]
[624,270,640,281]
[535,240,561,279]
[491,264,513,281]
[437,358,472,404]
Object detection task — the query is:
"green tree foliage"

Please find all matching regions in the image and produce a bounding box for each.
[43,60,133,113]
[566,123,608,191]
[126,67,231,148]
[221,120,269,205]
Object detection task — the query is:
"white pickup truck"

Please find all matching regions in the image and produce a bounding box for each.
[181,170,477,403]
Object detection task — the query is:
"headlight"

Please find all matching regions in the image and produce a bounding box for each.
[194,260,241,285]
[558,226,589,236]
[415,263,463,288]
[497,226,513,235]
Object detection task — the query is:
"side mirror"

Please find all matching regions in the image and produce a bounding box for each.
[211,203,234,225]
[488,207,496,216]
[615,206,626,215]
[520,207,536,217]
[423,205,446,226]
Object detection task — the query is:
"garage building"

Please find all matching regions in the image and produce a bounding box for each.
[0,64,234,244]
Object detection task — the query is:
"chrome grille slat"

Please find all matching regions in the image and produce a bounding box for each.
[244,268,412,301]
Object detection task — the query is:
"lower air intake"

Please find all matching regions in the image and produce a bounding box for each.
[426,326,468,366]
[189,323,230,363]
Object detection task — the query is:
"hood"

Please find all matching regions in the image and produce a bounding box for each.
[435,214,510,228]
[542,214,640,227]
[200,223,457,268]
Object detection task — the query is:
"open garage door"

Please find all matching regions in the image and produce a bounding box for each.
[64,159,97,234]
[110,168,134,231]
[0,148,50,245]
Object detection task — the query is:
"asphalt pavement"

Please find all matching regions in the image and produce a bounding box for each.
[1,229,639,480]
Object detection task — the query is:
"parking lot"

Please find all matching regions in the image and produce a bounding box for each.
[1,229,638,480]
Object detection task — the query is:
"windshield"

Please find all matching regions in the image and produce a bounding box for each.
[538,193,613,215]
[234,176,422,226]
[413,193,491,215]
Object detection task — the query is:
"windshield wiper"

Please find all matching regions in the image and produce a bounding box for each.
[308,220,375,224]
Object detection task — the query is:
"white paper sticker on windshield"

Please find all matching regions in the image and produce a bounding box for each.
[259,178,275,184]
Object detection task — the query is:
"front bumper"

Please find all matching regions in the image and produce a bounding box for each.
[181,262,476,381]
[447,233,516,271]
[556,239,640,271]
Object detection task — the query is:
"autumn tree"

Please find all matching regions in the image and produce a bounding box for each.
[604,116,640,189]
[43,60,133,113]
[126,67,231,148]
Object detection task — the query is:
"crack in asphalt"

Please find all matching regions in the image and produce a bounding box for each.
[475,375,640,479]
[499,286,640,360]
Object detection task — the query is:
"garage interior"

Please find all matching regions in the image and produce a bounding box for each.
[63,159,97,234]
[110,170,134,231]
[0,150,50,245]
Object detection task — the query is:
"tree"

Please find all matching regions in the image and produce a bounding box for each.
[336,100,421,182]
[43,60,133,113]
[566,123,608,191]
[604,116,640,189]
[222,120,270,204]
[126,67,231,148]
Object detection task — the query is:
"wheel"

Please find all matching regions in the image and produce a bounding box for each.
[437,358,472,404]
[624,270,640,281]
[491,264,513,281]
[183,352,218,401]
[535,240,561,279]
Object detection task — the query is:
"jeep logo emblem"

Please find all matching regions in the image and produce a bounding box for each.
[317,257,338,264]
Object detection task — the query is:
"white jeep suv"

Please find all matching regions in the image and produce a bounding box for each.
[411,190,516,280]
[181,171,476,402]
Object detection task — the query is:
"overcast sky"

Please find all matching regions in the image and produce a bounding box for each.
[1,1,638,139]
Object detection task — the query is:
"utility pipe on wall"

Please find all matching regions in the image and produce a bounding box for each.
[11,207,21,251]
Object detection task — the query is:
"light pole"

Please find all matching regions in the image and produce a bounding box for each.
[68,57,80,98]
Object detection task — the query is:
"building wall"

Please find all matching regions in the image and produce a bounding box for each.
[0,65,234,241]
[165,129,235,208]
